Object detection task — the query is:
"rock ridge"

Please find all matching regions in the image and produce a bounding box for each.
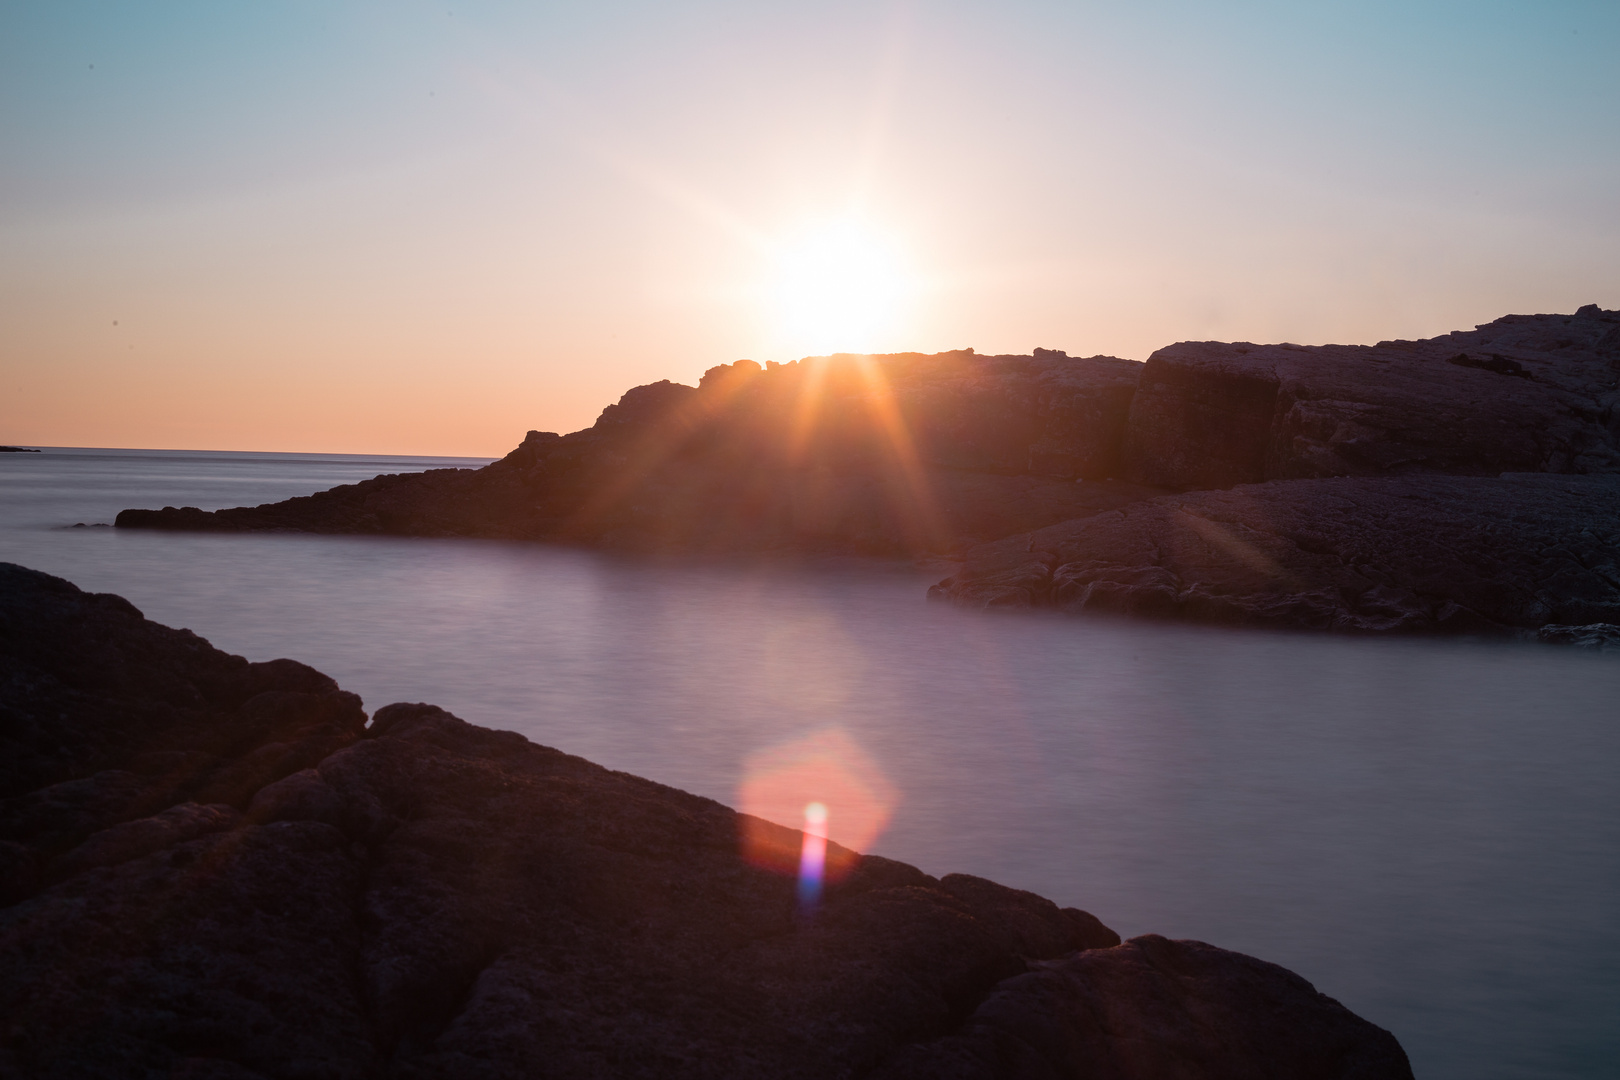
[113,305,1620,636]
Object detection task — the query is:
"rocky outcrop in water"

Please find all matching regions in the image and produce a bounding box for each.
[929,474,1620,632]
[0,562,1411,1078]
[117,305,1620,635]
[934,306,1620,631]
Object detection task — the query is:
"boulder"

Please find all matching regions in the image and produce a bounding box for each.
[878,935,1413,1079]
[0,562,364,808]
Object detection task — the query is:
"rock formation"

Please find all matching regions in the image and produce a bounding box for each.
[116,305,1620,636]
[1121,305,1620,489]
[115,351,1163,555]
[929,473,1620,632]
[936,305,1620,632]
[0,562,1412,1077]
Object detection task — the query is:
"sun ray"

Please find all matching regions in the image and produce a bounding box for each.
[850,355,952,552]
[786,356,831,465]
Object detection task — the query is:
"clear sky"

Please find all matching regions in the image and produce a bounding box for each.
[3,1,1617,455]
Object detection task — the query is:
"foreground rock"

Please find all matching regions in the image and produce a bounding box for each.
[0,563,1412,1078]
[883,935,1410,1079]
[931,474,1620,633]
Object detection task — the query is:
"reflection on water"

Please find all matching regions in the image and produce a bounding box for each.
[3,448,1618,1080]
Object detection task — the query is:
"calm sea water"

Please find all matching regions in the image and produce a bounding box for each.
[3,446,1617,1079]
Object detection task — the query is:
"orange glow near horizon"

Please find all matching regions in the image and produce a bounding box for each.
[5,6,1612,456]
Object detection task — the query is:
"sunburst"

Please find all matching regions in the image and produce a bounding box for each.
[767,219,914,354]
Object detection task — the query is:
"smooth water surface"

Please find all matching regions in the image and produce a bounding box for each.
[3,447,1618,1079]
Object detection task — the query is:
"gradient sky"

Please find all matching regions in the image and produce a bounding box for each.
[3,1,1617,455]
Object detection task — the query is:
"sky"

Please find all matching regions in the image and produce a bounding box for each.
[2,0,1617,456]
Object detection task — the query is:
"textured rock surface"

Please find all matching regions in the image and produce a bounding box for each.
[930,474,1620,633]
[0,564,1411,1078]
[0,564,364,810]
[878,935,1415,1080]
[1122,305,1620,490]
[1537,622,1620,651]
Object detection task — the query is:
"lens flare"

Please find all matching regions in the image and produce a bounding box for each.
[736,727,898,888]
[798,801,829,911]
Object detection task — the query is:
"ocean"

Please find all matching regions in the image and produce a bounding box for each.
[3,445,1617,1079]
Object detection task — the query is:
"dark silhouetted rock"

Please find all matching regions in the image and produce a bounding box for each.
[931,474,1620,633]
[1122,306,1620,490]
[115,307,1620,634]
[116,351,1156,557]
[877,935,1412,1079]
[116,309,1620,555]
[1537,622,1620,651]
[0,562,364,809]
[0,564,1410,1078]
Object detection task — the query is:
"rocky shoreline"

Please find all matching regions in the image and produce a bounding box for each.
[0,562,1411,1078]
[928,473,1620,633]
[116,305,1620,636]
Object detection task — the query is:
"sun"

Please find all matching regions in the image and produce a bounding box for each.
[767,220,914,354]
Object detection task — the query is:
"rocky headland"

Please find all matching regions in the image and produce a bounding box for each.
[117,305,1620,636]
[0,562,1413,1077]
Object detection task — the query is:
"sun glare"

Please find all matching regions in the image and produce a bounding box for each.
[768,220,914,354]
